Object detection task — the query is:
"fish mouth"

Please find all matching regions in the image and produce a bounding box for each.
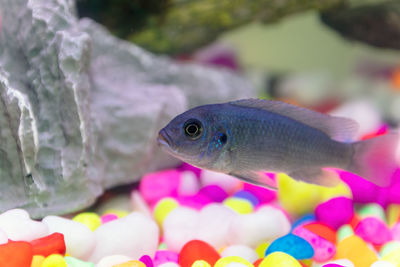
[157,128,173,149]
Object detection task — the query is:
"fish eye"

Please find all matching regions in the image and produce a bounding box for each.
[184,119,203,139]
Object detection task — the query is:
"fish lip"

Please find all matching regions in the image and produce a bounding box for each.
[157,128,172,148]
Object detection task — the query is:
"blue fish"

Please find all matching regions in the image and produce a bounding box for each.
[157,99,399,189]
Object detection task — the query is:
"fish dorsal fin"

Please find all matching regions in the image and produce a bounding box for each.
[230,99,359,142]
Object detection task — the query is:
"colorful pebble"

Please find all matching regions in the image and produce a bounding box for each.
[315,197,354,229]
[72,212,101,231]
[258,252,302,267]
[178,240,220,267]
[265,233,314,260]
[64,256,95,267]
[30,232,65,257]
[335,235,378,267]
[355,217,392,245]
[41,254,68,267]
[0,241,33,267]
[223,197,254,214]
[214,256,253,267]
[113,260,147,267]
[191,260,212,267]
[153,197,179,227]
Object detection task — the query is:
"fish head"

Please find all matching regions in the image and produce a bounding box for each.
[157,105,230,168]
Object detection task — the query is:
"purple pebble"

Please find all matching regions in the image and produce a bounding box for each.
[315,197,353,229]
[355,217,392,245]
[176,193,212,210]
[234,190,260,206]
[139,255,154,267]
[154,250,179,265]
[322,264,345,267]
[177,163,202,177]
[198,185,228,202]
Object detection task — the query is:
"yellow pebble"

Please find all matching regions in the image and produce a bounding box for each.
[73,212,101,231]
[40,254,68,267]
[191,260,212,267]
[214,256,253,267]
[382,247,400,267]
[387,204,400,227]
[104,209,130,218]
[223,197,253,214]
[112,260,146,267]
[277,173,351,216]
[31,255,45,267]
[335,235,378,267]
[153,197,179,227]
[256,242,269,259]
[258,252,301,267]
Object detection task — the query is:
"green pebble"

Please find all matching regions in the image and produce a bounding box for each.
[65,256,95,267]
[158,242,168,250]
[337,224,354,241]
[380,241,400,257]
[358,203,386,221]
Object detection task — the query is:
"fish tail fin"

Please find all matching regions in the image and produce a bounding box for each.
[347,132,400,187]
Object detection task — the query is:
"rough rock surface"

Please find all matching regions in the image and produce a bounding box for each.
[0,0,254,217]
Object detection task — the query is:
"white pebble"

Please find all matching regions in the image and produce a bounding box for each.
[96,255,132,267]
[0,209,48,241]
[229,205,290,247]
[178,171,200,195]
[42,215,96,260]
[200,170,241,194]
[0,229,7,245]
[157,263,180,267]
[221,245,259,263]
[194,204,237,250]
[163,206,198,252]
[130,191,151,217]
[370,261,396,267]
[88,212,159,263]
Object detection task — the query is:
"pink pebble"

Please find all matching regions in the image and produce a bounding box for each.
[315,197,353,230]
[139,255,154,267]
[178,163,202,177]
[198,185,228,202]
[355,217,392,245]
[101,214,118,224]
[322,265,345,267]
[338,171,380,204]
[391,222,400,241]
[154,250,179,265]
[139,169,181,205]
[293,226,336,262]
[176,194,212,210]
[243,178,276,204]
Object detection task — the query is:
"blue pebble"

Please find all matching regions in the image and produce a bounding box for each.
[291,214,315,230]
[265,233,314,260]
[233,190,259,206]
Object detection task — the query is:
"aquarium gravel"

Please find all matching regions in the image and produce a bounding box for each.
[1,153,400,266]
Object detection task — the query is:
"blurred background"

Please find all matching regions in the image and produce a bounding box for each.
[77,0,400,129]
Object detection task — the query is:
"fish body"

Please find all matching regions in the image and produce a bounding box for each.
[158,99,399,189]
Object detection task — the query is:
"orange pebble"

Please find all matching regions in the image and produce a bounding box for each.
[0,241,33,267]
[303,222,337,244]
[335,235,378,267]
[178,240,220,267]
[349,214,361,229]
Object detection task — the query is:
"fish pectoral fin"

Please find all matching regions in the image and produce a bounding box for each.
[229,170,278,190]
[288,168,340,187]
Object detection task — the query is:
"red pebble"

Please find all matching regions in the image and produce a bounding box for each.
[349,213,361,229]
[253,258,263,266]
[30,233,66,257]
[178,240,220,267]
[0,241,33,267]
[303,222,337,244]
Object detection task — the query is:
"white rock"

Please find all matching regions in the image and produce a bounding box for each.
[229,205,290,247]
[194,204,237,250]
[163,206,198,252]
[0,209,48,241]
[157,263,180,267]
[42,215,96,260]
[221,245,259,263]
[96,255,132,267]
[370,261,396,267]
[178,171,200,196]
[0,229,8,245]
[200,170,241,194]
[88,212,159,263]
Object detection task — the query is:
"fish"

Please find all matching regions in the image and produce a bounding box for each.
[157,98,400,189]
